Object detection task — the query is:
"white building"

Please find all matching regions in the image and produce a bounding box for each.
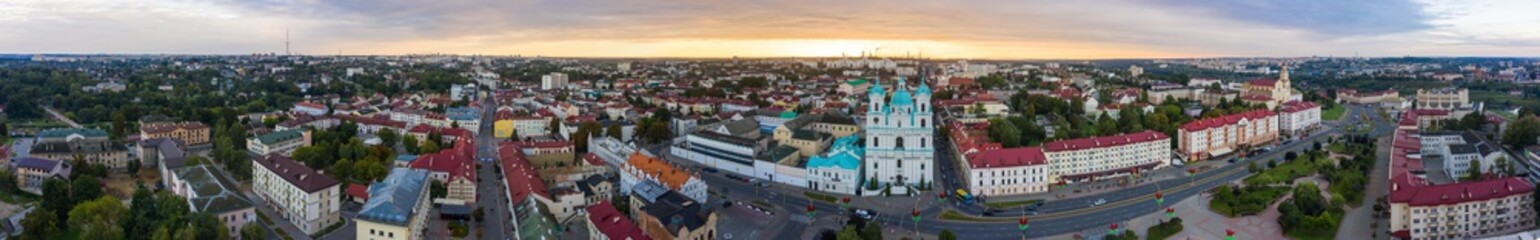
[1278,101,1322,137]
[292,102,329,116]
[618,152,709,203]
[587,135,638,168]
[1041,131,1170,183]
[963,147,1050,196]
[671,130,761,178]
[247,129,310,157]
[252,155,341,235]
[806,136,863,195]
[864,78,935,194]
[1421,131,1507,180]
[1415,88,1471,111]
[541,72,569,90]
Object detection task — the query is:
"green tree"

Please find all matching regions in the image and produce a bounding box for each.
[68,196,127,240]
[549,118,562,136]
[421,140,441,154]
[939,229,957,240]
[1466,158,1484,181]
[0,169,16,192]
[190,212,230,240]
[378,128,400,148]
[1096,112,1119,136]
[860,222,883,240]
[354,159,389,182]
[1504,116,1540,150]
[240,222,265,240]
[431,180,448,199]
[71,175,103,205]
[124,186,160,239]
[330,158,355,182]
[403,135,420,154]
[836,226,862,240]
[607,124,623,139]
[19,208,59,240]
[40,178,73,222]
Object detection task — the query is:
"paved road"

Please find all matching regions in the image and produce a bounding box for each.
[654,103,1395,238]
[40,105,83,128]
[473,93,513,240]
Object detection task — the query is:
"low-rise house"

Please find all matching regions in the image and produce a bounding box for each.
[586,201,651,240]
[628,181,718,240]
[13,157,70,195]
[168,165,256,238]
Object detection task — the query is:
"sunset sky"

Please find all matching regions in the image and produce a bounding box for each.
[3,0,1538,59]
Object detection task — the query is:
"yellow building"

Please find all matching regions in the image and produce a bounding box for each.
[140,121,211,146]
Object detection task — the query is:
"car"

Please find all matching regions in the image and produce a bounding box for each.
[1093,198,1106,206]
[703,167,719,173]
[983,211,995,216]
[852,209,879,220]
[726,175,750,182]
[1228,158,1237,163]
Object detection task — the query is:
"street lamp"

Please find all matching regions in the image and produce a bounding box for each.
[1018,216,1029,240]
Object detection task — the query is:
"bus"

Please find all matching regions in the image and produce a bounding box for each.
[955,189,974,204]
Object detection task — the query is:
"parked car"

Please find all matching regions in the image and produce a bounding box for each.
[1093,198,1106,206]
[703,167,719,173]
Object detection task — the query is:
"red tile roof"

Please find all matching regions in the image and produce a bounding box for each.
[1180,109,1276,132]
[1279,101,1320,113]
[346,184,370,201]
[1246,78,1277,86]
[501,142,549,201]
[1386,112,1535,207]
[586,201,652,240]
[968,147,1046,168]
[1043,130,1168,152]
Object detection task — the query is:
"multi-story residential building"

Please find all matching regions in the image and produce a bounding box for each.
[408,138,476,205]
[586,201,651,240]
[168,165,255,239]
[542,72,569,90]
[140,121,211,146]
[1388,111,1536,239]
[963,147,1050,196]
[629,181,719,240]
[499,142,562,240]
[252,155,341,235]
[1178,109,1278,161]
[276,115,339,131]
[446,107,481,134]
[247,129,310,156]
[620,152,708,203]
[13,157,70,195]
[35,128,108,143]
[864,78,935,194]
[807,135,864,195]
[1415,88,1471,111]
[577,174,616,207]
[1278,101,1322,138]
[357,168,432,240]
[29,138,130,169]
[1042,131,1171,183]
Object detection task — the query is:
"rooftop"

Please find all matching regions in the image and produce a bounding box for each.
[253,154,340,193]
[175,165,255,214]
[358,168,431,226]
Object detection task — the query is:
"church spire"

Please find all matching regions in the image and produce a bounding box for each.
[1280,63,1290,81]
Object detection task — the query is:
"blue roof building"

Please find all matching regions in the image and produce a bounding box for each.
[806,134,864,195]
[357,168,431,239]
[446,107,480,122]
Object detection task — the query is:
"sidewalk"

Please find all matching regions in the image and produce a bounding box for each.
[248,193,316,240]
[986,159,1229,203]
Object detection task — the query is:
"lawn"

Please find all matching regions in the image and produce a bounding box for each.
[803,191,838,203]
[1243,157,1320,187]
[984,199,1043,209]
[1321,104,1347,120]
[1208,186,1288,217]
[0,190,40,204]
[938,210,992,222]
[1327,142,1347,154]
[1472,90,1540,109]
[1146,217,1184,240]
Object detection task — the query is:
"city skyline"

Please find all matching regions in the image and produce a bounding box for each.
[4,0,1540,59]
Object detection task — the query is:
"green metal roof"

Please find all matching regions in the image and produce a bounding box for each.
[252,129,304,145]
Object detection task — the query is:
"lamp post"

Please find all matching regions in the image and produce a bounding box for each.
[911,208,921,237]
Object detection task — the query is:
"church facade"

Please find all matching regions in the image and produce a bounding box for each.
[863,78,935,194]
[1241,65,1295,109]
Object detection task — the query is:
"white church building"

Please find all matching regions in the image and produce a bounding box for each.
[863,78,935,195]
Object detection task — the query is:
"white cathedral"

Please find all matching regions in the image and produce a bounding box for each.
[863,77,934,195]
